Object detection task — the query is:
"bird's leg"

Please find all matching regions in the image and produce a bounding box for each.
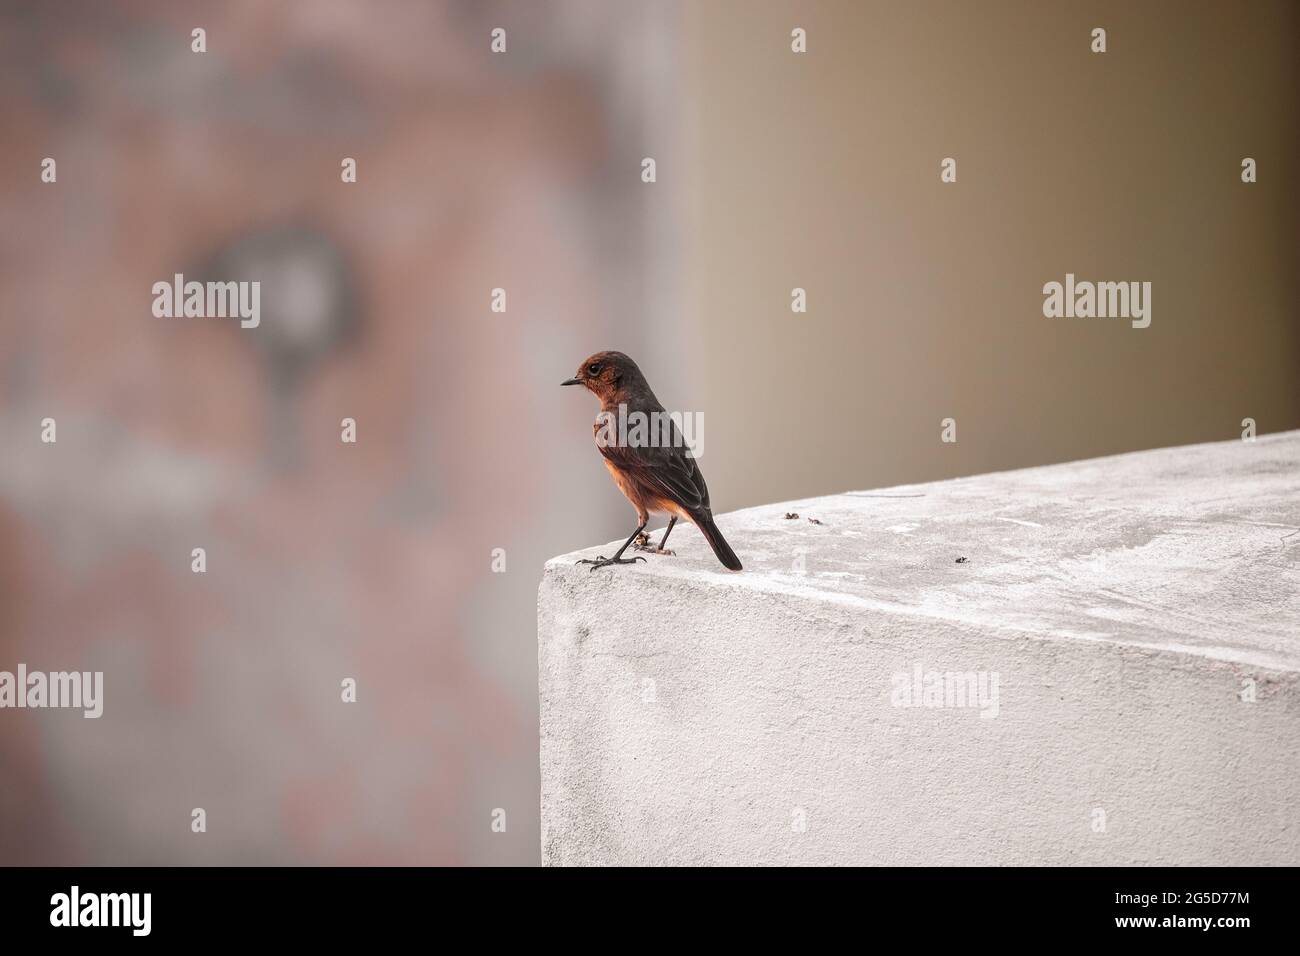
[658,516,677,552]
[578,521,648,570]
[636,516,677,555]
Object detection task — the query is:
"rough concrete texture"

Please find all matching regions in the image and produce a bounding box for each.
[539,432,1300,866]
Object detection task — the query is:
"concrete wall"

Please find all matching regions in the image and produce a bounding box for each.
[539,433,1300,865]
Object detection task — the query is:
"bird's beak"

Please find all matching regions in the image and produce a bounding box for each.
[560,377,582,387]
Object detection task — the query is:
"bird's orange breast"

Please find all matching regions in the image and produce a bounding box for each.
[603,459,692,521]
[603,459,647,509]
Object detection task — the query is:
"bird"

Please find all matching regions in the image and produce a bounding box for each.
[562,351,742,572]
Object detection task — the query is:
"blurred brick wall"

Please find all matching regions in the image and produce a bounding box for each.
[0,0,677,864]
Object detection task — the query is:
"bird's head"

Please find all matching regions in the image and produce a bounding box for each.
[561,351,641,402]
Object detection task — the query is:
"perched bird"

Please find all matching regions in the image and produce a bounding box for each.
[562,351,742,571]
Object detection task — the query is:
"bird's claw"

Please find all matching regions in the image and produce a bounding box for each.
[634,542,675,555]
[633,530,674,555]
[577,555,647,571]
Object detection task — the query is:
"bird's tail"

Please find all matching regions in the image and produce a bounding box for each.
[694,513,742,571]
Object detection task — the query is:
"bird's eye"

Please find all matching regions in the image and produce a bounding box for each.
[587,363,601,375]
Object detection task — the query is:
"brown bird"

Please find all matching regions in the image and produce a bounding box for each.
[562,351,742,571]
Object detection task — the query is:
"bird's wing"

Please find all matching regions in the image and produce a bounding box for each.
[599,439,710,513]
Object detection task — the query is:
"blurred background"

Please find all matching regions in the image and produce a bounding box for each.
[0,0,1295,864]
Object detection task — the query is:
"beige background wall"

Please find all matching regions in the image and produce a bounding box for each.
[677,0,1299,512]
